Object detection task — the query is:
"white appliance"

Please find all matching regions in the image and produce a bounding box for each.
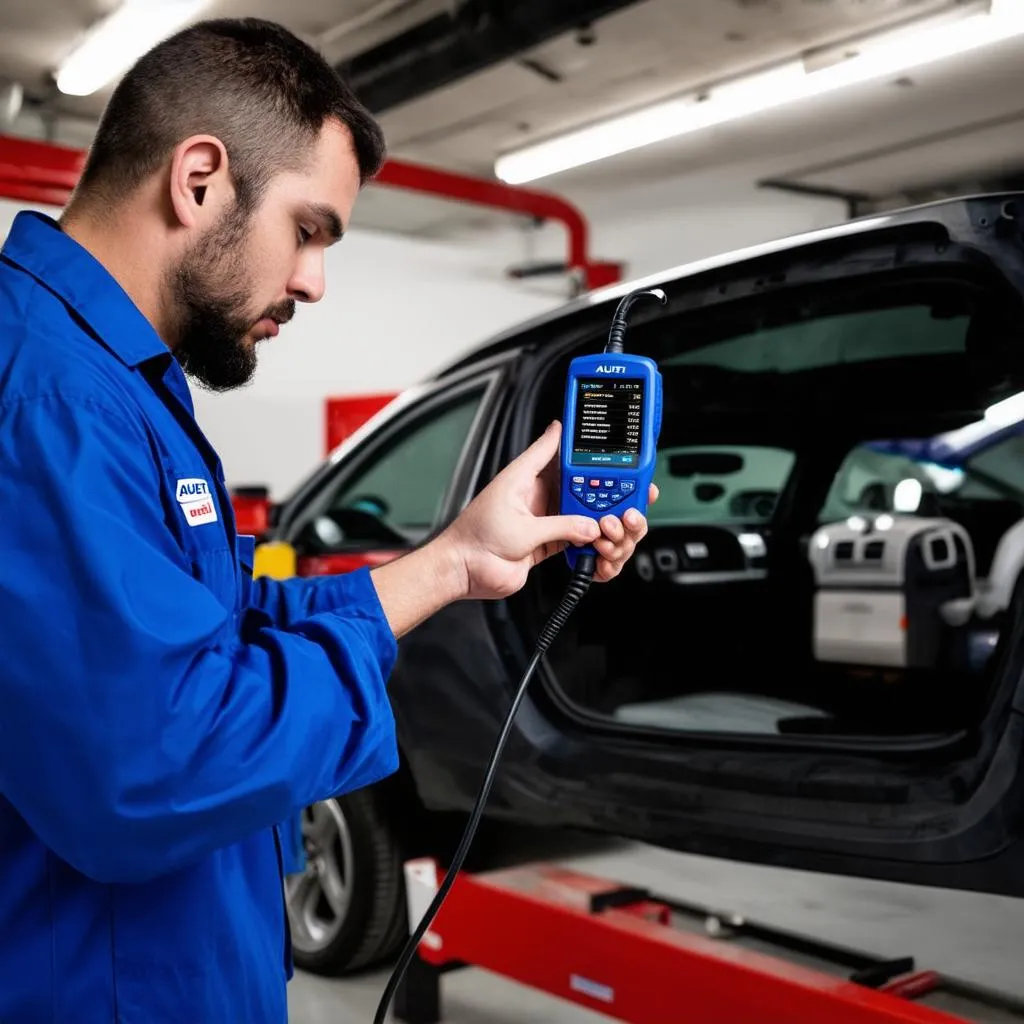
[808,515,975,669]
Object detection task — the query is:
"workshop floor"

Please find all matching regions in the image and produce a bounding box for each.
[287,828,1024,1023]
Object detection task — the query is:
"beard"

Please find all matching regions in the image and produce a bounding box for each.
[168,202,294,392]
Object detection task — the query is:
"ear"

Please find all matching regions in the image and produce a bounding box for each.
[168,135,231,229]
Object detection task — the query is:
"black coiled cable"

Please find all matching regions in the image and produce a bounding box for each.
[372,552,597,1024]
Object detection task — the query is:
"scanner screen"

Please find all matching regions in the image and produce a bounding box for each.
[571,377,644,467]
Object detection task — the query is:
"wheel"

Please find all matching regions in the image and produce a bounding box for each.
[285,788,408,976]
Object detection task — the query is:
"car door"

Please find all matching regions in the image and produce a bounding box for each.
[450,193,1024,898]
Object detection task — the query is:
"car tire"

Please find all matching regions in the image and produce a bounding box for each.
[285,788,408,976]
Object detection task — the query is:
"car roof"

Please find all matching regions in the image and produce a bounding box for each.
[431,190,1023,381]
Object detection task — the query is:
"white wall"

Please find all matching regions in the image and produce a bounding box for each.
[0,180,847,499]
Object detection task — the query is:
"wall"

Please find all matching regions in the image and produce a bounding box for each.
[0,179,847,499]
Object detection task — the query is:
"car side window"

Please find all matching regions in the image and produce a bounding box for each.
[649,445,796,524]
[304,386,487,551]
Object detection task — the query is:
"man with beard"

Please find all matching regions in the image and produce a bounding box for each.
[0,16,651,1024]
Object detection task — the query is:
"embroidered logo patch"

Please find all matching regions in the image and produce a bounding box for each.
[176,478,218,527]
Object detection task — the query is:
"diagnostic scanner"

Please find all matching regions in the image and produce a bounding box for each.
[560,287,666,569]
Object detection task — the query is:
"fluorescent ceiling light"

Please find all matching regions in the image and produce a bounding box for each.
[495,0,1024,183]
[56,0,209,97]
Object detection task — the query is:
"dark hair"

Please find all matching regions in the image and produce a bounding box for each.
[72,17,386,211]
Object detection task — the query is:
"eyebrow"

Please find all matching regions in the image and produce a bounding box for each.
[306,203,344,243]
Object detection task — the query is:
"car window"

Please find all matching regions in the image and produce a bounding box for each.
[309,387,486,549]
[964,434,1024,499]
[650,445,796,524]
[820,433,1024,522]
[819,445,936,520]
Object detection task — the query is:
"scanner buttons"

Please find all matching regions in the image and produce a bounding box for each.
[570,475,635,511]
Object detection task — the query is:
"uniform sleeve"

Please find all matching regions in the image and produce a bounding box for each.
[0,393,399,884]
[248,570,403,629]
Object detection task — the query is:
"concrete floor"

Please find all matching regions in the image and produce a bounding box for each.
[287,828,1024,1023]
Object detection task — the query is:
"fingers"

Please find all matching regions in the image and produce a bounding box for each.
[649,482,659,504]
[592,507,648,581]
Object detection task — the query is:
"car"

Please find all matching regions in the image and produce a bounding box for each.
[250,192,1024,976]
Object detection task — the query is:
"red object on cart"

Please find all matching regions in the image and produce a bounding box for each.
[229,486,273,539]
[393,859,1010,1024]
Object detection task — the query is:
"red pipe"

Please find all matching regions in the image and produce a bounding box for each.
[0,134,85,208]
[374,157,620,289]
[0,133,620,291]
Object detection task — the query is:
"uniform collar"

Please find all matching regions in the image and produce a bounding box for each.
[1,210,170,368]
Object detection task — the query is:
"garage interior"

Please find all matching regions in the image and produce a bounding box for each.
[4,0,1024,1022]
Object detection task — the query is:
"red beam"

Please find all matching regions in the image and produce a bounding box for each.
[0,133,619,291]
[408,862,972,1024]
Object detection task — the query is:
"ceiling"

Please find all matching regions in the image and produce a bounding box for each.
[1,0,1022,240]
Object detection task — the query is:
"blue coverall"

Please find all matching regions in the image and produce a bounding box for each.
[0,211,401,1023]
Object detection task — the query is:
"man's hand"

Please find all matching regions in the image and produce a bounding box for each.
[441,420,656,601]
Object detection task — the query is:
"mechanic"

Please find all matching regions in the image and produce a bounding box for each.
[0,16,651,1024]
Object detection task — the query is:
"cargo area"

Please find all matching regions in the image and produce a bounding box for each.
[525,270,1024,741]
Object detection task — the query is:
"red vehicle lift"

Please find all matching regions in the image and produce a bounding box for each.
[394,858,1024,1024]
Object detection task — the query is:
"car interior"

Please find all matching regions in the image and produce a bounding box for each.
[518,268,1024,742]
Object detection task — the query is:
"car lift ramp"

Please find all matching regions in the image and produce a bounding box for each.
[394,859,1024,1023]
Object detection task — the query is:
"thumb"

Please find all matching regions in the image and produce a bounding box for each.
[530,512,600,550]
[514,420,562,475]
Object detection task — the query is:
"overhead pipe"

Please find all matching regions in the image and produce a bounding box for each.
[373,156,621,290]
[0,133,620,291]
[0,133,85,208]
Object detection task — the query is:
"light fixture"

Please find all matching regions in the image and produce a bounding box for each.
[495,0,1024,183]
[56,0,209,97]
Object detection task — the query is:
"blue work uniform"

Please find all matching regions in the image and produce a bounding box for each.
[0,211,400,1023]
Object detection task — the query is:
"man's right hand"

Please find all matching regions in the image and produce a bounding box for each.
[370,421,653,638]
[440,420,652,600]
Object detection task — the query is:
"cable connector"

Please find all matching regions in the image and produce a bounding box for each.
[604,287,667,354]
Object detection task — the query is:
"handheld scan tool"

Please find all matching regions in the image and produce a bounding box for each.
[560,287,666,569]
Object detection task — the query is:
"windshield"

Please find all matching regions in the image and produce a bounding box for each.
[649,445,796,524]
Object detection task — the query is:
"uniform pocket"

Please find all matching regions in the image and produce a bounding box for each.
[161,459,229,553]
[159,456,237,607]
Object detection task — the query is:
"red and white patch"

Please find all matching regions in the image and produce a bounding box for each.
[176,477,219,527]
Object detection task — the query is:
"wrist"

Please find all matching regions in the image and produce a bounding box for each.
[431,526,471,603]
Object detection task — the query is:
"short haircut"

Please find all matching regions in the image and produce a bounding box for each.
[72,17,386,212]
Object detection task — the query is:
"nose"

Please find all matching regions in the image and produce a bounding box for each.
[288,249,326,304]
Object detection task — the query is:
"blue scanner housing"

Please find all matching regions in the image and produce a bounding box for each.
[560,351,662,570]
